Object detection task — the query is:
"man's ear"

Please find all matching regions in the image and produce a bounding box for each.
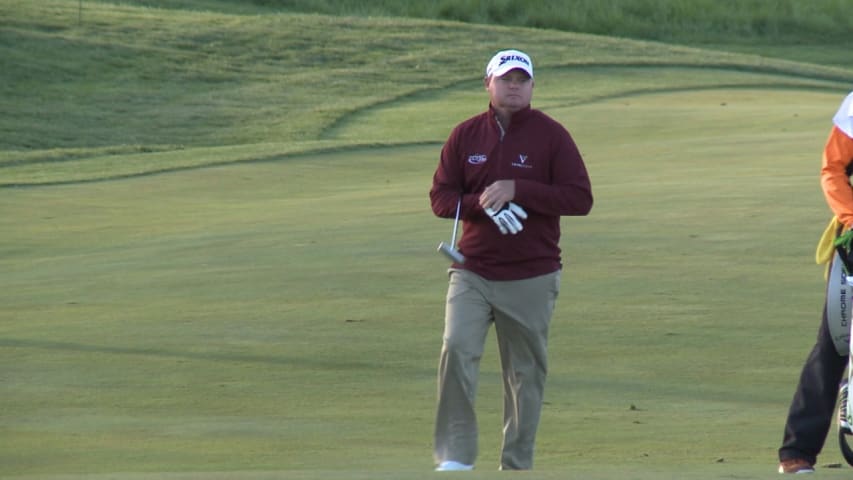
[483,76,490,89]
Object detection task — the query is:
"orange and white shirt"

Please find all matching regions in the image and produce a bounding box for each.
[821,92,853,228]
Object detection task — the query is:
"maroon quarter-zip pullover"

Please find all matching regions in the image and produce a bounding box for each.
[430,105,593,280]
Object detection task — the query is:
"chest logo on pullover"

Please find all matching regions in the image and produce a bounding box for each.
[467,154,487,165]
[512,154,532,169]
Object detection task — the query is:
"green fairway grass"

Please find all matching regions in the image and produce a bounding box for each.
[3,1,853,479]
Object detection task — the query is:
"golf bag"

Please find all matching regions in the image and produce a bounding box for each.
[831,247,853,466]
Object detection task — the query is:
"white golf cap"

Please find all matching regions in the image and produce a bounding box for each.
[485,49,533,79]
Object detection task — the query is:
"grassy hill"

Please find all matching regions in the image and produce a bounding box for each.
[4,1,853,479]
[2,0,851,186]
[91,0,853,66]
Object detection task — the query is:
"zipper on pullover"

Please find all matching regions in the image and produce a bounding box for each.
[495,117,506,141]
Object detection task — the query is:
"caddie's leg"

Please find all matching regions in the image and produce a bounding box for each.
[780,304,848,464]
[493,270,561,470]
[434,270,493,467]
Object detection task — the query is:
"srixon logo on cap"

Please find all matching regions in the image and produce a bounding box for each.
[499,54,530,67]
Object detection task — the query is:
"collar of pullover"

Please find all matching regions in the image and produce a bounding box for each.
[488,104,532,131]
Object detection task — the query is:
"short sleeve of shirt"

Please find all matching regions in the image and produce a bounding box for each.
[833,92,853,137]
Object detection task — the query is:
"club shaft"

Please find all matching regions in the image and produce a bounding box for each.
[451,198,461,246]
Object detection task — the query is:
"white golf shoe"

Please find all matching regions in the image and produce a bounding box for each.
[435,460,474,471]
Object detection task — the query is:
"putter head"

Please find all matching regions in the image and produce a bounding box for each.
[437,242,465,264]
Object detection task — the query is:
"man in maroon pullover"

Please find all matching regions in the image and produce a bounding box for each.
[430,49,593,471]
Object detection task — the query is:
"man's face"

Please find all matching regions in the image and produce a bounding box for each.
[485,69,533,113]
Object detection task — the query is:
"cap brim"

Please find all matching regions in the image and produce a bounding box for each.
[490,64,533,78]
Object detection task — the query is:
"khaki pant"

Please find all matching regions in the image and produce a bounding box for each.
[433,269,561,470]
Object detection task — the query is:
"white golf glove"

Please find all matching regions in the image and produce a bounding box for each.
[484,202,528,235]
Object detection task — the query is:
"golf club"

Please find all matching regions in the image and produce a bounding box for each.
[437,198,465,264]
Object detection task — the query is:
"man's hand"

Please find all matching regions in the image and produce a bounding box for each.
[484,202,528,234]
[479,180,516,211]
